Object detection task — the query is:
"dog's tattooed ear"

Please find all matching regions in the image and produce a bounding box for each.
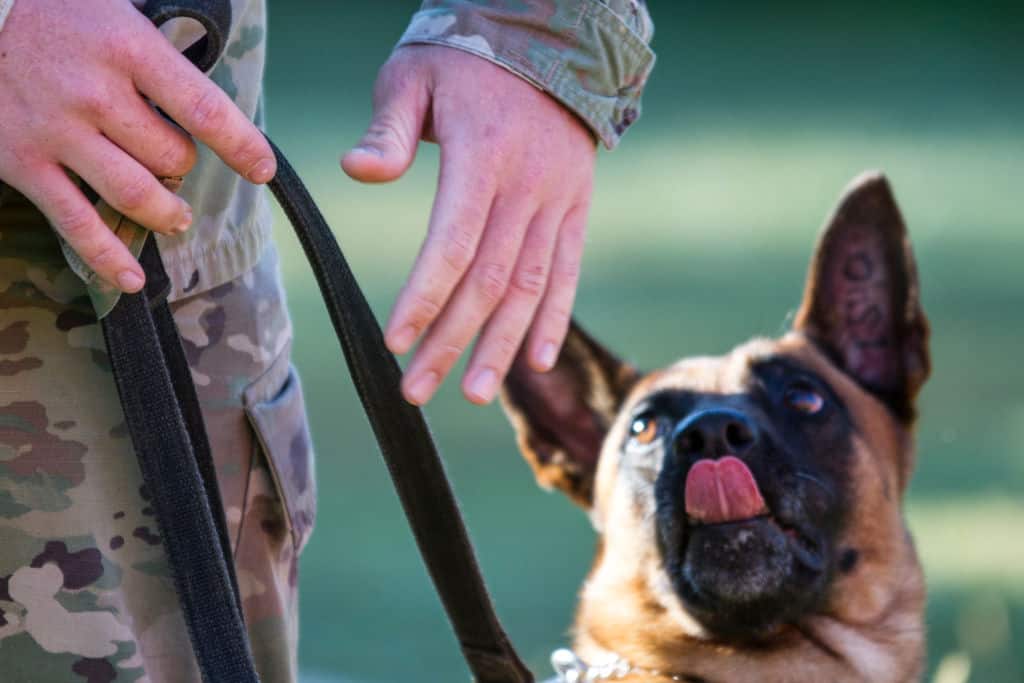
[501,322,640,507]
[794,171,931,421]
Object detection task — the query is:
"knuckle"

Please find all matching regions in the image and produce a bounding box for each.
[87,241,121,272]
[509,263,548,298]
[113,173,153,212]
[563,214,588,244]
[491,328,521,362]
[543,304,572,331]
[155,137,197,177]
[231,131,268,167]
[554,256,582,284]
[72,84,109,118]
[473,261,511,305]
[433,342,465,366]
[56,203,97,240]
[440,227,476,273]
[187,88,228,137]
[100,28,137,63]
[406,292,443,327]
[366,116,409,155]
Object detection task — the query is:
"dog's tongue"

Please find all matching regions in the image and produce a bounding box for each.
[684,456,767,524]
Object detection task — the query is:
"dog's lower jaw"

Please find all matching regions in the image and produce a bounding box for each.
[571,575,926,683]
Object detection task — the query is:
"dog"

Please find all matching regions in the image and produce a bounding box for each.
[501,172,931,683]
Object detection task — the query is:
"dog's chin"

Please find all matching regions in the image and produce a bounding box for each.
[667,516,828,639]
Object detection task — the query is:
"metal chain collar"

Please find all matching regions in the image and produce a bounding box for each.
[550,648,689,682]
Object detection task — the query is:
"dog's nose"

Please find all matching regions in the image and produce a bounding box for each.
[674,409,758,460]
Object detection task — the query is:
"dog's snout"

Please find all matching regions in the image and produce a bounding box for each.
[674,409,758,460]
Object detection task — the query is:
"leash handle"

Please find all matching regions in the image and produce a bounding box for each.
[142,0,232,74]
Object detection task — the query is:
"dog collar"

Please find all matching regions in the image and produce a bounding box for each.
[550,648,690,682]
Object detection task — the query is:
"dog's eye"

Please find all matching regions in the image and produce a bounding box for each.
[629,414,662,446]
[784,383,825,415]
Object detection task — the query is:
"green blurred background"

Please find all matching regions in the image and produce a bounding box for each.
[261,3,1023,682]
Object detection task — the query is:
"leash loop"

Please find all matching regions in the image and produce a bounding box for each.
[142,0,232,73]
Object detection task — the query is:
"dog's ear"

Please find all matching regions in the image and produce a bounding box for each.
[501,322,640,507]
[794,172,930,421]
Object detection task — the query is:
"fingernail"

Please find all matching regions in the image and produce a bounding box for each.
[536,342,558,371]
[406,371,440,405]
[246,158,276,184]
[388,325,418,354]
[176,206,193,233]
[467,368,498,403]
[350,145,383,158]
[118,270,144,292]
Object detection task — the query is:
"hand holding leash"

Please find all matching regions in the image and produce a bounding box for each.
[0,0,274,293]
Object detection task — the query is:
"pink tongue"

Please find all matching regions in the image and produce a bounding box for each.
[684,456,767,524]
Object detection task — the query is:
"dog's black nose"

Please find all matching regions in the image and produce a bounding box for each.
[674,409,758,459]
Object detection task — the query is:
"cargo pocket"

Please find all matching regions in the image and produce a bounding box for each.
[243,347,317,553]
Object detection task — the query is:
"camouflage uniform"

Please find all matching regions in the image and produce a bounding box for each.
[0,1,654,681]
[0,187,314,682]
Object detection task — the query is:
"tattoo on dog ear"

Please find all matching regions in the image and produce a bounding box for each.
[842,250,888,353]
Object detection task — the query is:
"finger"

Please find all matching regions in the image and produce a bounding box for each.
[384,148,496,355]
[341,59,431,183]
[461,207,562,404]
[63,133,191,235]
[20,164,144,292]
[100,93,197,178]
[132,40,275,184]
[401,196,534,406]
[524,202,590,372]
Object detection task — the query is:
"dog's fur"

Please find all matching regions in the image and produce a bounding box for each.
[501,173,930,682]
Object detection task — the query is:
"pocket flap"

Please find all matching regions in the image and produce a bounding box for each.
[244,354,317,552]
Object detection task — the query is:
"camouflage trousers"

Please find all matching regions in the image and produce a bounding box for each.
[0,190,316,682]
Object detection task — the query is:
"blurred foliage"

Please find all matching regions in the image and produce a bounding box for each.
[262,2,1024,681]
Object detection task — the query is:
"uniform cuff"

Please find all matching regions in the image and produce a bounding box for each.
[397,0,656,149]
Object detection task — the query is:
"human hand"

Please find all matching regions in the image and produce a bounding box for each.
[0,0,276,292]
[342,46,596,406]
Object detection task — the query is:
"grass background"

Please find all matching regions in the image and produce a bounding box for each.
[261,3,1024,681]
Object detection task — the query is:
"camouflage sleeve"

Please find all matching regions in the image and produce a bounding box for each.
[396,0,656,149]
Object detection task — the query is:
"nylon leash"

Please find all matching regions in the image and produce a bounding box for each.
[99,1,535,680]
[265,140,534,683]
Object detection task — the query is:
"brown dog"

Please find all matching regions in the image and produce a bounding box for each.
[502,173,930,683]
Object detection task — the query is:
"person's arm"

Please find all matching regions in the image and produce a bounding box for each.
[343,0,655,406]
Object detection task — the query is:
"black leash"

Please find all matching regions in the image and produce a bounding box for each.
[266,140,534,683]
[102,238,257,682]
[98,1,535,681]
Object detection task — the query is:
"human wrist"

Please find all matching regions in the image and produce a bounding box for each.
[397,0,656,149]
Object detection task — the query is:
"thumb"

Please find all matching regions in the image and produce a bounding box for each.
[342,64,430,183]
